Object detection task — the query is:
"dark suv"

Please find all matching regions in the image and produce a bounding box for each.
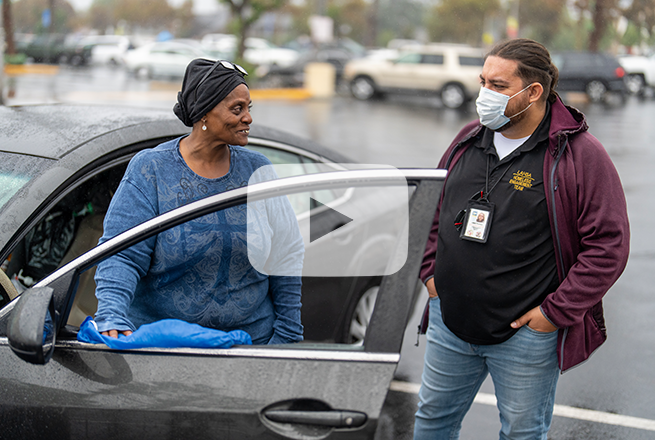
[19,34,93,66]
[552,51,627,102]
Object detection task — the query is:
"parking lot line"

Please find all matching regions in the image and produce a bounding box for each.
[389,380,655,432]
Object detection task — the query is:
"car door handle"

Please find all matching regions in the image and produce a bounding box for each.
[264,409,367,428]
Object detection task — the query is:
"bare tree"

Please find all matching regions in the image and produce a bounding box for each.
[365,0,379,47]
[574,0,621,51]
[3,0,16,55]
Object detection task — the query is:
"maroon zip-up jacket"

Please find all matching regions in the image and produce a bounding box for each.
[420,97,630,372]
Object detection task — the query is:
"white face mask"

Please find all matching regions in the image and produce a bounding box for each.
[475,84,534,130]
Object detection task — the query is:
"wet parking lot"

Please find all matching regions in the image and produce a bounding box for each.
[3,64,655,439]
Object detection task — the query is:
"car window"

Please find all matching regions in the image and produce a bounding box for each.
[172,48,197,57]
[422,54,444,65]
[564,53,593,70]
[459,55,484,66]
[396,52,421,64]
[77,174,411,346]
[246,145,346,213]
[299,158,347,206]
[551,54,563,70]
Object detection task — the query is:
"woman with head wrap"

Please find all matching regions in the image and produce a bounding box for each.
[92,59,304,345]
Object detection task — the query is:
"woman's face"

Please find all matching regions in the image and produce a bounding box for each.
[204,84,252,146]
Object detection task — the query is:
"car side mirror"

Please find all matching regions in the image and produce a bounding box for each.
[7,287,57,365]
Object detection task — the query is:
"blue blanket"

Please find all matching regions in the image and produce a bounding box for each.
[77,316,252,349]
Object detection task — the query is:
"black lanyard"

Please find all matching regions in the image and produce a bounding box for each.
[483,154,517,201]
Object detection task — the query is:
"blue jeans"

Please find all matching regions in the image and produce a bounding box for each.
[414,297,559,440]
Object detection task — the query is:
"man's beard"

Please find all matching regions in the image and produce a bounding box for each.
[494,93,531,133]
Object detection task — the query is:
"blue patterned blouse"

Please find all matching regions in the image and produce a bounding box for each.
[93,137,304,344]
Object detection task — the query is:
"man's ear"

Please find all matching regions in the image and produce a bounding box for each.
[529,82,545,103]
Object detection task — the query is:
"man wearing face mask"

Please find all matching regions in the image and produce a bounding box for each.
[414,39,629,439]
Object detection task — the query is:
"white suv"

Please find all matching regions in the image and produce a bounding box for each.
[343,44,484,109]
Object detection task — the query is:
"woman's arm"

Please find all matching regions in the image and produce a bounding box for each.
[267,275,304,344]
[94,174,159,334]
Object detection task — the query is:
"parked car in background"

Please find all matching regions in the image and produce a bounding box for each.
[19,34,96,66]
[17,34,91,66]
[17,33,65,63]
[343,43,484,109]
[244,37,300,67]
[123,40,212,79]
[201,34,300,67]
[552,51,627,102]
[13,33,36,55]
[618,53,655,96]
[59,35,97,66]
[83,35,134,66]
[257,45,356,88]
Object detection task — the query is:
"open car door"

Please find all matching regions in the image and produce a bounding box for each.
[0,169,445,440]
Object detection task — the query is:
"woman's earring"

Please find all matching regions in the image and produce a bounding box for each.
[202,119,207,131]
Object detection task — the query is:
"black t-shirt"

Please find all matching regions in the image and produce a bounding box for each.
[434,112,560,345]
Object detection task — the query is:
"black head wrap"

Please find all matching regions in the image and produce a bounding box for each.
[173,58,248,127]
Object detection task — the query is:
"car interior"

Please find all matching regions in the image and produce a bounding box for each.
[0,164,126,323]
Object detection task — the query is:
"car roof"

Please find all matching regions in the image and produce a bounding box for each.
[0,104,351,163]
[0,105,184,159]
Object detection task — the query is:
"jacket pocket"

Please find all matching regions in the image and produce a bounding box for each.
[590,300,607,338]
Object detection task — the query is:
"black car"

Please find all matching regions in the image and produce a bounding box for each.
[552,51,627,102]
[18,34,93,66]
[0,104,445,439]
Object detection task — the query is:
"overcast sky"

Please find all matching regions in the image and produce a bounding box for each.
[68,0,223,14]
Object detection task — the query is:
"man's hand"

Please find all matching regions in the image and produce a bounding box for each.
[426,278,438,298]
[511,306,557,332]
[101,329,133,338]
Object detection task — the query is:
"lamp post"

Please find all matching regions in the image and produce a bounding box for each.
[506,0,519,39]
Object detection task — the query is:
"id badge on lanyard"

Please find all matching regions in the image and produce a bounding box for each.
[455,155,514,244]
[460,199,494,243]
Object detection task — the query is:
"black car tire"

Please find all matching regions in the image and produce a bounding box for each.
[441,83,467,109]
[585,80,608,102]
[346,285,379,345]
[70,55,84,67]
[350,76,378,100]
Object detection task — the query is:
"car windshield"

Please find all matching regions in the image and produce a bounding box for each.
[0,152,43,211]
[0,174,30,210]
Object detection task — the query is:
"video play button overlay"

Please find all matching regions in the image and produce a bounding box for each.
[310,198,353,243]
[247,164,408,277]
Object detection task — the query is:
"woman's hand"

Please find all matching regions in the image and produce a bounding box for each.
[101,329,133,338]
[426,278,438,298]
